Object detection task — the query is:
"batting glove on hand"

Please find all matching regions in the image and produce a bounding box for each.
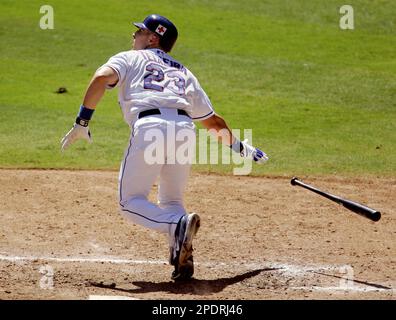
[240,139,269,164]
[61,123,92,151]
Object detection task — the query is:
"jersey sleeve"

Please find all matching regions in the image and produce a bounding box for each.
[99,51,130,89]
[188,75,215,121]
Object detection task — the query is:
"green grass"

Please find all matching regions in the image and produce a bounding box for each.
[1,0,395,176]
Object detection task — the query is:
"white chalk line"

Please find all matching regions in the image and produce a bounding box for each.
[0,253,338,271]
[88,295,140,300]
[0,254,165,265]
[0,253,393,294]
[291,286,396,293]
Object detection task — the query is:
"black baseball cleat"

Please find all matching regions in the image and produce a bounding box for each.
[170,212,200,281]
[171,256,194,281]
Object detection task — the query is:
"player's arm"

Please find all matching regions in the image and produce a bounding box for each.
[200,113,234,146]
[60,67,118,151]
[200,114,269,164]
[83,66,119,109]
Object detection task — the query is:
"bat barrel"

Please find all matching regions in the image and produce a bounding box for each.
[341,200,381,221]
[290,177,299,186]
[291,177,381,222]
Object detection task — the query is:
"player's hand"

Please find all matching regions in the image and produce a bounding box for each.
[240,139,269,164]
[61,123,92,151]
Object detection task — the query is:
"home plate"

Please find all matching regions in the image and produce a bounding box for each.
[88,295,140,300]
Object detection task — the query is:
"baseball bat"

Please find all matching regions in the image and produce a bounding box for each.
[290,177,381,222]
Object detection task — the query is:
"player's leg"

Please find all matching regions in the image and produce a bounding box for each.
[157,161,190,218]
[158,158,192,257]
[157,119,196,213]
[119,120,182,234]
[158,119,196,243]
[158,120,200,279]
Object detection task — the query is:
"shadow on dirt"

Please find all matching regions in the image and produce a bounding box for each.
[89,268,279,296]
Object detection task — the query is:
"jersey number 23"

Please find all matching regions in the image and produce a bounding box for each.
[144,63,185,95]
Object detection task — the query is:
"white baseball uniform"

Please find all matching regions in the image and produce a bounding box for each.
[101,48,214,243]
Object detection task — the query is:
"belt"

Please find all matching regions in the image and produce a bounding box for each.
[138,108,190,119]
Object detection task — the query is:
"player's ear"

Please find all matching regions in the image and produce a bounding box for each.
[149,33,160,46]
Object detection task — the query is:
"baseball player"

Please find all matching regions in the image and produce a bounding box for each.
[61,14,268,281]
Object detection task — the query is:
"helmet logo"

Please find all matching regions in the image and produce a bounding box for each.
[155,24,167,35]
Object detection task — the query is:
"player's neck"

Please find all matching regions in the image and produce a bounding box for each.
[144,44,165,52]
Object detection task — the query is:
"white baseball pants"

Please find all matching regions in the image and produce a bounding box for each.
[118,108,196,242]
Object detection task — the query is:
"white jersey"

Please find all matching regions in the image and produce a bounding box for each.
[101,48,214,126]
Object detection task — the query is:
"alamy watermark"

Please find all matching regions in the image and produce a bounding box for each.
[39,5,54,30]
[339,5,354,30]
[140,124,256,175]
[39,265,54,290]
[338,265,354,289]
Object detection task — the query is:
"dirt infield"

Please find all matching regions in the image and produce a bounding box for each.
[0,169,394,300]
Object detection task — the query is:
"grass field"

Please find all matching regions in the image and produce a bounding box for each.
[1,0,395,176]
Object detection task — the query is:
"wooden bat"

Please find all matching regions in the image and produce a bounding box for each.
[291,177,381,222]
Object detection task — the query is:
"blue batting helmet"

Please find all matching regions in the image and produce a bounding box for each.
[133,14,178,52]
